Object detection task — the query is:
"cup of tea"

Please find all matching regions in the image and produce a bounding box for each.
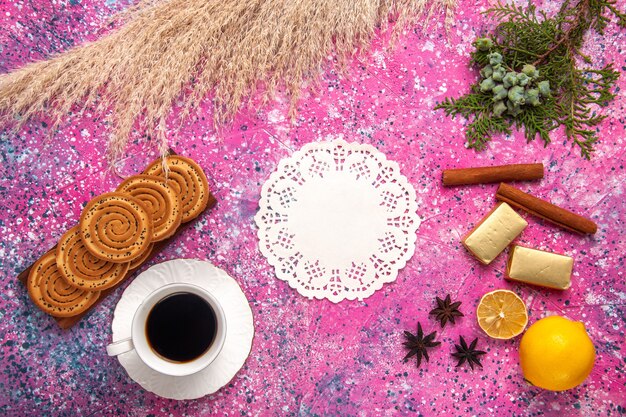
[106,283,227,377]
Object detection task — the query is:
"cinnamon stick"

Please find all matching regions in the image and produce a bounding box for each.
[443,163,544,186]
[495,183,597,234]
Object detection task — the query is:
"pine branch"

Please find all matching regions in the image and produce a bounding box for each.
[436,93,512,150]
[436,0,625,159]
[435,93,491,118]
[532,0,590,66]
[466,114,512,150]
[485,2,538,24]
[514,99,559,144]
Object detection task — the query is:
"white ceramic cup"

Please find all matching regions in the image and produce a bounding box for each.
[106,283,227,377]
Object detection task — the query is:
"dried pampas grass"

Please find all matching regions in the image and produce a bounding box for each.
[0,0,456,162]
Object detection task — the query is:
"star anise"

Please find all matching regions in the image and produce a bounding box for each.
[452,336,486,370]
[403,322,441,368]
[429,294,464,328]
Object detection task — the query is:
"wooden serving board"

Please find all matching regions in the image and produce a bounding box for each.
[17,152,217,329]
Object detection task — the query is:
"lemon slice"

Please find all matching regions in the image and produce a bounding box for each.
[477,289,528,339]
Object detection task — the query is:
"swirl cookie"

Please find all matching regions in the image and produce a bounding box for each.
[56,226,130,290]
[117,175,182,241]
[27,250,100,318]
[129,242,154,270]
[79,192,153,263]
[144,155,210,223]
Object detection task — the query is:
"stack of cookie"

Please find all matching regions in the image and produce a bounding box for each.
[27,155,211,318]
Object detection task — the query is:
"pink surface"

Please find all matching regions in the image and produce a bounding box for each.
[0,0,625,416]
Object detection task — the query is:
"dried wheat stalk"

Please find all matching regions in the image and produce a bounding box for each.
[0,0,456,163]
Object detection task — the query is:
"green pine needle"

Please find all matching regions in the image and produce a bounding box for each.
[435,0,624,159]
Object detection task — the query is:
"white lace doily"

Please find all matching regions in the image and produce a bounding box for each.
[255,139,420,302]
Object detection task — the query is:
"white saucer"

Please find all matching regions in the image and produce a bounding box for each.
[110,259,254,400]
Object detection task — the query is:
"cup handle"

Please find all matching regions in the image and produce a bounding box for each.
[106,338,135,356]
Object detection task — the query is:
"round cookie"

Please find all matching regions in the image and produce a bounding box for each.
[129,242,154,270]
[27,250,100,318]
[79,192,153,263]
[56,226,130,291]
[144,155,210,222]
[117,174,182,241]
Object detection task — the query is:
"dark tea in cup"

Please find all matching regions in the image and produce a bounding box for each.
[107,282,226,376]
[145,292,217,362]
